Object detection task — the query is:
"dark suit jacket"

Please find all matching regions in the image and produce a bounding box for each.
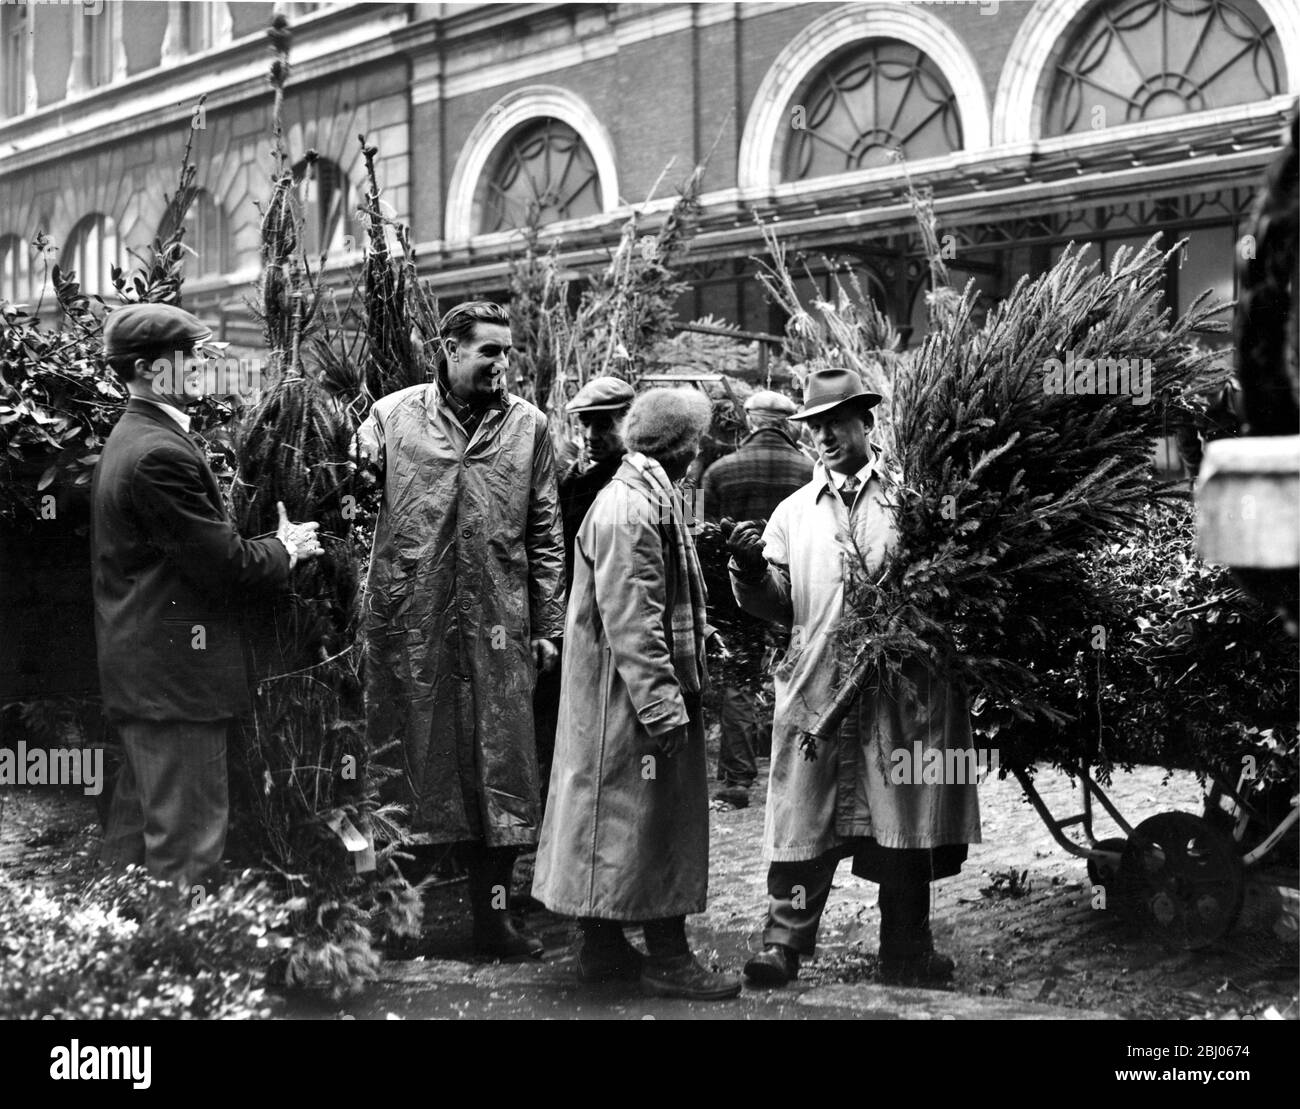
[91,399,290,722]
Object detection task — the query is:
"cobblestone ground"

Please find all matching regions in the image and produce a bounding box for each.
[3,751,1296,1020]
[686,759,1297,1019]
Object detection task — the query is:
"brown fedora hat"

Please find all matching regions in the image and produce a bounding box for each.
[790,367,883,421]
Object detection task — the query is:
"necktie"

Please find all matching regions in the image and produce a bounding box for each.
[840,475,859,508]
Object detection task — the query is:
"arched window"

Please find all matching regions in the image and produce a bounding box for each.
[2,4,28,118]
[293,157,354,258]
[61,214,119,296]
[1045,0,1284,136]
[476,117,604,234]
[782,39,962,182]
[159,189,229,277]
[1,234,29,303]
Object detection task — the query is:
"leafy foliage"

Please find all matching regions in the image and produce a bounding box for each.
[0,122,220,528]
[0,868,289,1020]
[982,500,1299,786]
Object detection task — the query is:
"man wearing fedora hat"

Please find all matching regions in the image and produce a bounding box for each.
[93,303,324,894]
[701,390,812,808]
[727,365,981,988]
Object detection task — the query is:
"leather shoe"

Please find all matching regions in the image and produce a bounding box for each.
[878,949,955,987]
[640,953,742,1000]
[743,943,800,987]
[577,936,644,982]
[713,785,750,808]
[473,918,544,960]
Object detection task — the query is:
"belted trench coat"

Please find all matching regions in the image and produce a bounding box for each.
[356,381,566,847]
[532,459,710,920]
[733,456,982,863]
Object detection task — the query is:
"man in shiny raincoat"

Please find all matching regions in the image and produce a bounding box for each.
[356,301,565,959]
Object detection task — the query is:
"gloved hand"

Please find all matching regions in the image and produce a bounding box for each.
[724,517,768,579]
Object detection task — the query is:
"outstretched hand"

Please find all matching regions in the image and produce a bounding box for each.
[276,501,323,564]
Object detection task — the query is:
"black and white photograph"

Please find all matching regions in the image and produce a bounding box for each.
[0,0,1296,1053]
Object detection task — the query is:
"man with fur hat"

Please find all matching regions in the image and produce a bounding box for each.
[727,366,981,988]
[701,390,813,808]
[534,387,742,1000]
[93,303,323,894]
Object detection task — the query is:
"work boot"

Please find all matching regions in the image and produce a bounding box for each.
[713,785,750,809]
[640,954,742,1000]
[576,929,644,983]
[742,943,800,987]
[467,846,544,960]
[877,949,956,987]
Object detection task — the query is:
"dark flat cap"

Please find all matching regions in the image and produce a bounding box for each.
[744,389,798,416]
[103,303,212,359]
[567,375,635,414]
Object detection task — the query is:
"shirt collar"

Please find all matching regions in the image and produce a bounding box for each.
[134,396,192,433]
[816,447,881,500]
[434,369,508,415]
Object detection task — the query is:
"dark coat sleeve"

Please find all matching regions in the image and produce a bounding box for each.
[526,415,567,639]
[701,461,721,523]
[731,504,794,627]
[130,444,290,598]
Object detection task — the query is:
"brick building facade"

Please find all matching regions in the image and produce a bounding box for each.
[0,0,1296,352]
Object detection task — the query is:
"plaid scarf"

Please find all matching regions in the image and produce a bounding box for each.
[624,451,709,694]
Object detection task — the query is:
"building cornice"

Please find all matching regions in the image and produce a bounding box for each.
[0,2,411,176]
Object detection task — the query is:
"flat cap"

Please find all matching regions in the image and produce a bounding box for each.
[103,303,212,360]
[744,389,798,416]
[567,375,635,414]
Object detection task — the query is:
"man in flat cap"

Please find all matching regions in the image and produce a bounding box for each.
[93,303,323,895]
[558,375,636,579]
[527,375,637,811]
[727,366,981,988]
[700,389,813,808]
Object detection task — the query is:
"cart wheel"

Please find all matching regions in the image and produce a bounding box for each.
[1118,812,1245,950]
[1086,837,1128,891]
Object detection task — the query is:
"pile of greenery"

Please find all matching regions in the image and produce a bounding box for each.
[0,868,289,1020]
[225,15,422,999]
[507,161,704,426]
[983,499,1299,787]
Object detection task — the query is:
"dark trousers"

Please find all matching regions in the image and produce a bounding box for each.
[762,846,935,959]
[532,644,562,810]
[100,718,230,895]
[716,684,759,787]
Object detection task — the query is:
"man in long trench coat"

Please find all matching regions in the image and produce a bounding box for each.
[728,367,981,988]
[356,301,565,959]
